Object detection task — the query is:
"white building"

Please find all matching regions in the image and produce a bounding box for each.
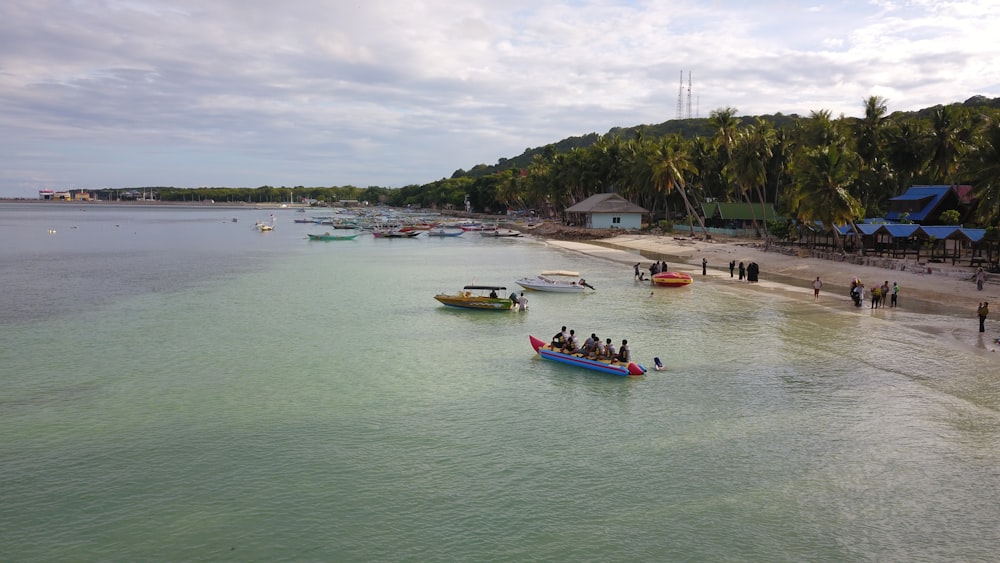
[564,193,648,230]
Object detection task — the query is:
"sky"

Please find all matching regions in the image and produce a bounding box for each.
[2,0,999,198]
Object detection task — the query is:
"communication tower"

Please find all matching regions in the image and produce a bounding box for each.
[676,71,683,119]
[686,71,692,119]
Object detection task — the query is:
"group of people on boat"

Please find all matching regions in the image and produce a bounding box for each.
[550,327,631,363]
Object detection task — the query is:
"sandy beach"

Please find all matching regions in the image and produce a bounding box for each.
[541,232,998,324]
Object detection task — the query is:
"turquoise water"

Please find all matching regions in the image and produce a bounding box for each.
[2,204,999,561]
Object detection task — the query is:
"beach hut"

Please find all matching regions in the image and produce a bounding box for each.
[563,193,648,230]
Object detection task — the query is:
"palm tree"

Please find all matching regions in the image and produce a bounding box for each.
[927,105,971,184]
[787,145,863,252]
[709,107,740,180]
[649,135,710,237]
[855,96,892,213]
[857,96,888,169]
[967,120,1000,224]
[728,119,776,246]
[884,120,928,196]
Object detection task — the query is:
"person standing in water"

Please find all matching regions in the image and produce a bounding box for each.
[812,277,823,302]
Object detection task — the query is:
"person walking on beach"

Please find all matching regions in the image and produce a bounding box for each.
[729,260,736,278]
[738,261,746,281]
[978,302,989,332]
[976,267,986,291]
[891,281,899,307]
[702,257,708,276]
[812,276,823,302]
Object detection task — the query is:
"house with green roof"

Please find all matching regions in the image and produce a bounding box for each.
[702,202,780,229]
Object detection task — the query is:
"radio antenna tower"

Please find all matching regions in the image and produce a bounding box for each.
[676,71,683,119]
[686,71,692,119]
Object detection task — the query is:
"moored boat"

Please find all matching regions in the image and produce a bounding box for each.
[426,228,464,237]
[480,228,521,237]
[307,232,360,241]
[651,271,693,287]
[372,229,421,238]
[434,285,515,310]
[529,335,646,376]
[516,270,594,292]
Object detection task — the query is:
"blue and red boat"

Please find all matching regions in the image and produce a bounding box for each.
[529,335,646,376]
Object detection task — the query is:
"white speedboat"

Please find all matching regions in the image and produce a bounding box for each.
[515,271,595,292]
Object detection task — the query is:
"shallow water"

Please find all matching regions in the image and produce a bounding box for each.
[1,204,999,561]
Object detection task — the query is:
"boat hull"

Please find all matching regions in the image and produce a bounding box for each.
[373,230,421,238]
[307,233,359,241]
[515,278,588,292]
[651,271,693,287]
[529,336,645,376]
[434,295,514,310]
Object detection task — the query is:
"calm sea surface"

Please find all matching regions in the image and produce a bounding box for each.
[2,203,999,562]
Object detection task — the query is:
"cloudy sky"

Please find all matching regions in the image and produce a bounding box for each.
[2,0,999,198]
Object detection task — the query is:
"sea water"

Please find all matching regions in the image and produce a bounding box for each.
[1,204,999,561]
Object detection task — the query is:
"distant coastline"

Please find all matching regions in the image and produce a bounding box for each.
[0,198,307,210]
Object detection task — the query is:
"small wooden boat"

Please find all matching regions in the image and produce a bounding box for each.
[426,228,464,237]
[529,335,646,376]
[651,271,693,287]
[480,228,521,237]
[516,270,594,292]
[307,232,360,241]
[434,285,515,311]
[372,229,421,238]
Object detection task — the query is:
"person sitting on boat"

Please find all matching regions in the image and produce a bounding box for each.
[603,338,617,361]
[551,326,568,348]
[489,289,498,298]
[581,334,597,357]
[585,335,602,359]
[616,339,630,363]
[561,330,579,353]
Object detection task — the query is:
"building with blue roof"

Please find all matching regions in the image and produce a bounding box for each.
[884,185,975,224]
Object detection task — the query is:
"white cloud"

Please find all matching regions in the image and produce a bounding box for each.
[1,0,999,196]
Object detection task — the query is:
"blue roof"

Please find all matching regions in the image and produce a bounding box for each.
[885,185,952,222]
[838,223,882,236]
[880,224,921,238]
[964,229,987,242]
[836,223,984,241]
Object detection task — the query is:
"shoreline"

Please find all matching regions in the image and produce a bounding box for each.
[540,233,999,323]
